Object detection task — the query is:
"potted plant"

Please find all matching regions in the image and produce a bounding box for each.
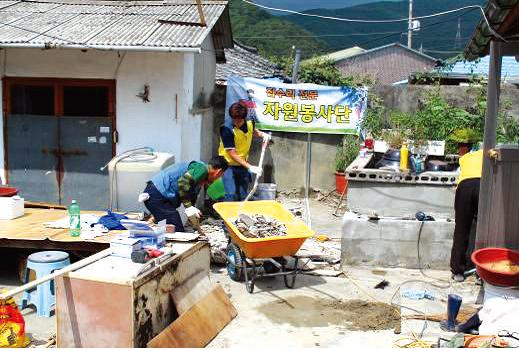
[335,135,359,193]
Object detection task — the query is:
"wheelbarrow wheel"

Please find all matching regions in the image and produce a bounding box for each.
[283,258,297,289]
[283,273,296,289]
[226,243,243,281]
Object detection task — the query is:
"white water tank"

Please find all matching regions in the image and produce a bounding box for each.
[108,151,175,212]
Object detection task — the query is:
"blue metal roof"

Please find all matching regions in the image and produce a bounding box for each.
[440,56,519,80]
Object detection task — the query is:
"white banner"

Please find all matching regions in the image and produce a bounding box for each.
[225,76,368,135]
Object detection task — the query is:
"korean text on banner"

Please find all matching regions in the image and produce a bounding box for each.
[225,76,368,135]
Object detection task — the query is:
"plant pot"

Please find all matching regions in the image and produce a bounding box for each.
[335,172,348,194]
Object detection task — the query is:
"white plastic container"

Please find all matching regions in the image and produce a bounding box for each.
[110,236,143,258]
[0,195,24,220]
[108,152,175,212]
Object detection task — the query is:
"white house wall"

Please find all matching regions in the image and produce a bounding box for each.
[179,36,216,163]
[0,47,214,182]
[197,36,217,163]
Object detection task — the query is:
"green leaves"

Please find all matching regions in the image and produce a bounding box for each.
[335,135,360,172]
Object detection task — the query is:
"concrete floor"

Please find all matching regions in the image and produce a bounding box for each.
[209,264,481,348]
[0,200,480,348]
[284,197,344,239]
[0,246,482,347]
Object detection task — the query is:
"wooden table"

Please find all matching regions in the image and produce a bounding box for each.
[0,208,123,251]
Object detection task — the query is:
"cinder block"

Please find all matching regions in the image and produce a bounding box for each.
[341,215,455,269]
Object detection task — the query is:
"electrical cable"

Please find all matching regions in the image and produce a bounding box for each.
[343,272,434,348]
[416,220,452,289]
[235,31,406,39]
[242,0,506,42]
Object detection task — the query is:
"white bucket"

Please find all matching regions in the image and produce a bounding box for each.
[484,282,519,303]
[255,183,277,200]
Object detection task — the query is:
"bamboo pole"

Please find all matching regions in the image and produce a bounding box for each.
[196,0,206,27]
[0,248,112,300]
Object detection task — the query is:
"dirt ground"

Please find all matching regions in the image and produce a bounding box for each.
[255,295,400,331]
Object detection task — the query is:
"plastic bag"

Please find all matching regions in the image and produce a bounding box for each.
[98,210,128,230]
[0,294,29,348]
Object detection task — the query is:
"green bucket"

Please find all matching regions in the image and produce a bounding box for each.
[207,178,225,201]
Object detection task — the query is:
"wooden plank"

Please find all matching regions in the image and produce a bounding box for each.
[0,208,122,244]
[25,201,67,210]
[147,285,237,348]
[171,272,213,315]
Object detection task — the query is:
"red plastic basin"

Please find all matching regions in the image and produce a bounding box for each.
[472,247,519,287]
[0,187,18,197]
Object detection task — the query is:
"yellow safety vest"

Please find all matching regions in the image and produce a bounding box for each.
[458,149,483,184]
[218,121,254,166]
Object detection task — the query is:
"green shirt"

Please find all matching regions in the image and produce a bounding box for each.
[178,161,208,208]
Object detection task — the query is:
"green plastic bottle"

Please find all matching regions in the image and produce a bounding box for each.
[68,200,81,237]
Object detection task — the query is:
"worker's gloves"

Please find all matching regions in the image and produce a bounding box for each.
[248,165,263,177]
[185,206,202,218]
[138,193,150,203]
[262,133,272,143]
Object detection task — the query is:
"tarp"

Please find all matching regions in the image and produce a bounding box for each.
[225,76,368,135]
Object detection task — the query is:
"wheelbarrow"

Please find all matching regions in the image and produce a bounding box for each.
[213,200,314,293]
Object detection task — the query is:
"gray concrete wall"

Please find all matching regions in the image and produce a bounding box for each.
[213,84,519,192]
[347,181,456,218]
[341,215,456,269]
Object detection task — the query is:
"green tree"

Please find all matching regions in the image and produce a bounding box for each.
[229,0,328,59]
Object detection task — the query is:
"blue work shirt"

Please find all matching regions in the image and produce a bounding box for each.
[151,161,206,203]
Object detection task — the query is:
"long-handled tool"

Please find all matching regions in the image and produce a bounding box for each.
[0,248,112,300]
[243,138,269,203]
[332,182,348,217]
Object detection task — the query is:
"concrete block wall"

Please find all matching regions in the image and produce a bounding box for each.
[347,181,455,218]
[341,214,455,269]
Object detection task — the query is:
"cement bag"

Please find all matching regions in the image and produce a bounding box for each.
[0,294,29,348]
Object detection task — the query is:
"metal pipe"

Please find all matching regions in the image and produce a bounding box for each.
[305,133,312,228]
[0,249,112,300]
[0,43,201,53]
[476,40,502,249]
[290,48,311,227]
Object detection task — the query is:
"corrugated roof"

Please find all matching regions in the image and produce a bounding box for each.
[342,43,438,63]
[464,0,519,61]
[437,56,519,79]
[215,41,282,83]
[0,0,232,52]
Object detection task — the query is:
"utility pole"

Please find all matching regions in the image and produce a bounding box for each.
[455,18,462,49]
[292,49,301,83]
[407,0,413,48]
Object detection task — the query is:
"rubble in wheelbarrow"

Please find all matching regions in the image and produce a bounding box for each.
[233,214,288,238]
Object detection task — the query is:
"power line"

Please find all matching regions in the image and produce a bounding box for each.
[242,0,506,41]
[244,0,481,24]
[237,7,479,42]
[235,31,405,40]
[423,49,463,54]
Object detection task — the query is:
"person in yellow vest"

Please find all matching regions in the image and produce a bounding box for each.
[450,140,483,282]
[218,102,271,201]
